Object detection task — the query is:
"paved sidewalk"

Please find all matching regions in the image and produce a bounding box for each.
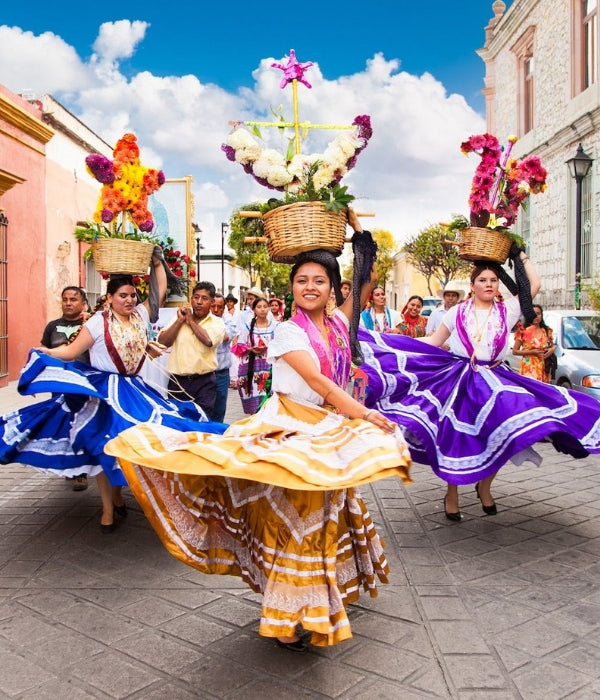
[1,381,600,698]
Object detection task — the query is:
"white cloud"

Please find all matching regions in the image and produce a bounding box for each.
[0,26,91,94]
[0,27,486,250]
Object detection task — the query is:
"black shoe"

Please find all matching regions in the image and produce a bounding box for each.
[276,638,308,653]
[475,482,497,515]
[113,503,127,518]
[443,496,462,521]
[100,522,117,534]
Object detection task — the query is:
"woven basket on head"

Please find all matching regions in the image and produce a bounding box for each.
[91,239,155,275]
[262,202,348,263]
[453,227,512,264]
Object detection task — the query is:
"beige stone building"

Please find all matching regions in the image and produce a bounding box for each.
[479,0,600,308]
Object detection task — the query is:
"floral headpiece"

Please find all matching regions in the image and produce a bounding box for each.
[86,133,165,232]
[461,133,547,229]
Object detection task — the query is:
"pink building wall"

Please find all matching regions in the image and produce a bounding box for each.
[0,86,52,384]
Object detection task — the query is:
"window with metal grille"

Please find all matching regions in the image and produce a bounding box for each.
[581,169,593,278]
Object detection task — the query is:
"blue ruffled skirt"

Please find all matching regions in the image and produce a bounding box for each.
[0,351,227,486]
[358,330,600,485]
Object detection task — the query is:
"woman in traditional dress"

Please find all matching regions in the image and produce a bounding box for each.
[233,296,278,414]
[512,304,556,382]
[269,297,284,322]
[105,212,412,650]
[358,252,600,521]
[360,285,402,333]
[394,295,428,338]
[0,255,225,533]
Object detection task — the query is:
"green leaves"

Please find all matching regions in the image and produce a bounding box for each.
[324,184,355,213]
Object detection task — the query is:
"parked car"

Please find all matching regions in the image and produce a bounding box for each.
[421,296,442,317]
[504,309,600,400]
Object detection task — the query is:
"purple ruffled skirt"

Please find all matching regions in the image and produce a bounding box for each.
[358,330,600,485]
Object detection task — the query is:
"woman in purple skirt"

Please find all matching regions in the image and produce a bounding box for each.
[359,251,600,520]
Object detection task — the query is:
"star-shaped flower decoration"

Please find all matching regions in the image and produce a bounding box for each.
[271,49,313,89]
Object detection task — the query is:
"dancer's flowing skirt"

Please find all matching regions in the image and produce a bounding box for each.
[105,393,412,645]
[0,351,226,486]
[358,330,600,484]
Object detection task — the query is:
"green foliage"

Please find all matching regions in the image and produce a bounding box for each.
[403,223,472,294]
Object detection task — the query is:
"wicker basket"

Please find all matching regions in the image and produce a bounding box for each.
[91,239,155,275]
[454,227,513,264]
[262,202,348,263]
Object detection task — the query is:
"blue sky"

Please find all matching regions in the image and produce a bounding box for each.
[3,1,511,113]
[0,2,513,243]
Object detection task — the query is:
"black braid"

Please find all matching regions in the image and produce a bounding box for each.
[246,315,257,395]
[350,231,378,365]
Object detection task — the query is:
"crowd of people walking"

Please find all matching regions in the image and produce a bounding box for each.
[3,211,600,654]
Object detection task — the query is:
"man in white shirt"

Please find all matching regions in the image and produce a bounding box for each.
[426,282,465,335]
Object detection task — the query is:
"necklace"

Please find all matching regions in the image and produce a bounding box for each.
[470,305,493,344]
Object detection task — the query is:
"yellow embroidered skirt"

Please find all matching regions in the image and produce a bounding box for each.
[105,394,412,646]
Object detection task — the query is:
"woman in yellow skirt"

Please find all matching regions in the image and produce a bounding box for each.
[105,212,411,651]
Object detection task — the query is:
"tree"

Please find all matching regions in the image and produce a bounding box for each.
[228,203,291,297]
[372,228,397,289]
[402,224,472,294]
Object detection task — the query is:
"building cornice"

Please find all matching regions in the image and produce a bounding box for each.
[0,168,26,197]
[481,0,538,60]
[0,92,54,144]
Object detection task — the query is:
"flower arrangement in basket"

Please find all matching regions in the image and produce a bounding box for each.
[222,50,372,262]
[446,133,547,263]
[75,133,166,274]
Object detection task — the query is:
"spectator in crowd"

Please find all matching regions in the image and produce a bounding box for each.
[159,281,225,421]
[360,286,402,333]
[512,304,557,383]
[211,293,237,422]
[41,285,91,491]
[426,282,465,335]
[395,295,428,338]
[233,296,278,414]
[340,278,352,300]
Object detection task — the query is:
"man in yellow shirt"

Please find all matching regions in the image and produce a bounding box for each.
[159,282,225,421]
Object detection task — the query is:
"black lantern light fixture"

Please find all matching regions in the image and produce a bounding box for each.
[566,143,593,310]
[192,223,203,280]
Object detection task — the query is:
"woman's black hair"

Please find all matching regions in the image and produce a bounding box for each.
[106,275,135,296]
[290,250,343,306]
[533,304,550,331]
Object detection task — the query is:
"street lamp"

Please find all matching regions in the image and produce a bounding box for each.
[221,222,229,293]
[566,143,593,309]
[192,223,203,280]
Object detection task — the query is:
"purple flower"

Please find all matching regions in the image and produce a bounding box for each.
[353,115,373,142]
[221,144,236,162]
[138,220,154,232]
[101,208,114,223]
[85,154,115,184]
[158,170,166,186]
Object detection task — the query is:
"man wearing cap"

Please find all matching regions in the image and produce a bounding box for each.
[426,282,465,335]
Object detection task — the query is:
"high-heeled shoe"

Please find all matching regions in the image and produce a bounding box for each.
[475,482,497,515]
[276,638,308,653]
[443,496,462,521]
[100,521,117,534]
[113,503,127,518]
